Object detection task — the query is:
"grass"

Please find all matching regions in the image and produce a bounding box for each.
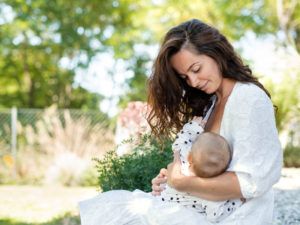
[0,185,99,225]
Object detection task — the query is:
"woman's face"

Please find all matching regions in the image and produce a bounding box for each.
[170,48,223,94]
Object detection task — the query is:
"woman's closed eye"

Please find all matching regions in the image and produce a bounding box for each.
[192,67,201,73]
[179,67,200,81]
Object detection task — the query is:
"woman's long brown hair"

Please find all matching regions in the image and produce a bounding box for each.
[147,19,271,141]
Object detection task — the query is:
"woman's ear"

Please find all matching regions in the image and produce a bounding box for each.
[187,152,196,175]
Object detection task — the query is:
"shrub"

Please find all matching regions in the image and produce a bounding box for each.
[284,144,300,167]
[95,135,173,192]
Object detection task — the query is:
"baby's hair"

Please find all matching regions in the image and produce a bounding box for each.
[190,132,231,178]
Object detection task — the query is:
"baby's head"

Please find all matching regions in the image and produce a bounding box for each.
[187,132,231,178]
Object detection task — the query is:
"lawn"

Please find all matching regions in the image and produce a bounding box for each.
[0,185,99,225]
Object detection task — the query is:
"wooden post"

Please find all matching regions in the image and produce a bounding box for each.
[11,106,17,178]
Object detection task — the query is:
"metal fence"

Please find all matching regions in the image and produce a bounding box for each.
[0,108,12,158]
[0,107,113,177]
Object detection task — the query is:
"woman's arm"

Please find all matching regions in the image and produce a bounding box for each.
[167,151,243,201]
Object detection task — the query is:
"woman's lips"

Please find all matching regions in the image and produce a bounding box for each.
[199,81,208,91]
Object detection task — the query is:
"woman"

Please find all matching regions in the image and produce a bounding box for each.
[79,19,282,225]
[148,19,282,224]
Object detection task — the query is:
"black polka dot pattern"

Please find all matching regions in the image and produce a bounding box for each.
[160,193,243,223]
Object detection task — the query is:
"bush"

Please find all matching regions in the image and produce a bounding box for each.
[95,135,173,192]
[284,144,300,167]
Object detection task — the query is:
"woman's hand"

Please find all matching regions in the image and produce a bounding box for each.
[151,168,168,196]
[166,151,185,190]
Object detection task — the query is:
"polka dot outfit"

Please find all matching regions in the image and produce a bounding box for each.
[160,120,243,223]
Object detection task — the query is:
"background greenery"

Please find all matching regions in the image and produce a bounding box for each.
[0,0,299,112]
[0,0,299,224]
[0,0,299,188]
[0,0,299,129]
[96,136,173,192]
[284,144,300,167]
[0,0,299,146]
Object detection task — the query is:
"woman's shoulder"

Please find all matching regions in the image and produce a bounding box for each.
[234,82,267,96]
[226,82,273,117]
[232,82,270,104]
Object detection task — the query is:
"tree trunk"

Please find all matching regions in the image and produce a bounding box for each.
[22,33,35,107]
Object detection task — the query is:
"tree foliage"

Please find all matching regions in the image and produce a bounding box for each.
[264,73,300,132]
[0,0,148,109]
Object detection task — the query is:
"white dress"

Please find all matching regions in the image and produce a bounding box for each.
[78,82,283,225]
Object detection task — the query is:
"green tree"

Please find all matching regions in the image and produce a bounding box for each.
[118,54,151,108]
[264,72,300,132]
[0,0,149,109]
[1,0,299,130]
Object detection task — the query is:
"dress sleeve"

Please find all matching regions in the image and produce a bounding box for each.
[226,86,283,199]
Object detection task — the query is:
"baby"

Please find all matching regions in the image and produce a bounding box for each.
[159,117,243,223]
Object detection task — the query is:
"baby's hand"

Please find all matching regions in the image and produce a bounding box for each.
[192,116,207,127]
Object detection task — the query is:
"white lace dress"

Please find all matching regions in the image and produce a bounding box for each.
[78,82,283,225]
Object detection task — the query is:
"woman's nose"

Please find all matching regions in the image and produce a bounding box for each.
[188,75,198,88]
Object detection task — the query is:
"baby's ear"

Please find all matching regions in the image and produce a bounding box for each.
[187,152,192,163]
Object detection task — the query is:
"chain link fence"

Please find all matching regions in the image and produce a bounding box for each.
[0,108,12,158]
[0,107,115,183]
